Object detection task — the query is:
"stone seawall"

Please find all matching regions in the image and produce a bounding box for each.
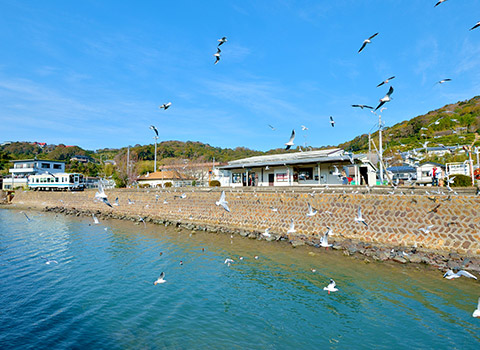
[10,187,480,258]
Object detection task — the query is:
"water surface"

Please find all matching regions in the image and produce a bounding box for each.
[0,208,479,349]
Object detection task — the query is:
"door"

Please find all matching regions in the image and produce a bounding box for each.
[268,174,274,186]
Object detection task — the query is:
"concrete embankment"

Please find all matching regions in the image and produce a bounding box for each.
[9,187,480,271]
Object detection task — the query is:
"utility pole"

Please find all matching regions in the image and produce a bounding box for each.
[127,146,130,185]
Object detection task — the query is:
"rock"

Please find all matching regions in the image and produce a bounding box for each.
[378,251,390,261]
[343,250,350,256]
[408,255,422,264]
[266,236,276,242]
[308,251,316,256]
[291,240,305,248]
[393,256,407,264]
[332,244,343,250]
[364,258,370,264]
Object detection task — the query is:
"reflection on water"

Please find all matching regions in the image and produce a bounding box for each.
[0,208,479,349]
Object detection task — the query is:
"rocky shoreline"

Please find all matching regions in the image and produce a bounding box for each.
[40,205,480,274]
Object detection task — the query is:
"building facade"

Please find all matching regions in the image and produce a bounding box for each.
[2,159,66,190]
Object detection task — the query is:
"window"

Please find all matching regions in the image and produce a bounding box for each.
[276,173,288,182]
[297,168,313,181]
[232,173,242,183]
[53,164,62,169]
[41,163,50,169]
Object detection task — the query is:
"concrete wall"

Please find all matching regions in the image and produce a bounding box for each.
[10,187,480,256]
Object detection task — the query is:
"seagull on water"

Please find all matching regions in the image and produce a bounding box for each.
[306,202,318,217]
[377,76,395,87]
[214,47,221,64]
[470,22,480,31]
[41,256,58,265]
[473,298,480,318]
[375,86,394,111]
[159,102,172,110]
[355,206,368,227]
[358,32,378,53]
[92,214,100,224]
[287,219,296,234]
[217,36,227,46]
[285,129,295,150]
[216,191,230,212]
[154,272,166,285]
[329,116,335,127]
[320,227,333,248]
[224,258,234,266]
[443,269,477,280]
[323,279,338,294]
[352,104,373,110]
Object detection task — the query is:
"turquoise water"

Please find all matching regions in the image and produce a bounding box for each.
[1,208,479,349]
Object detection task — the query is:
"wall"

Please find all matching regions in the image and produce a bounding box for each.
[11,187,480,256]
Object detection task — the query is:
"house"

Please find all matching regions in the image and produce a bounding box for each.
[157,162,225,186]
[2,159,66,190]
[416,162,445,186]
[136,170,194,188]
[386,165,417,182]
[215,148,377,187]
[70,155,94,163]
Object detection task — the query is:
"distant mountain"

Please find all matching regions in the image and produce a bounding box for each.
[339,96,480,153]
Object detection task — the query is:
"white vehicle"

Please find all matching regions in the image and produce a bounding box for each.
[28,173,85,191]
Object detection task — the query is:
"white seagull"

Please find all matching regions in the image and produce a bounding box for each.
[320,227,333,248]
[214,47,221,65]
[216,191,230,212]
[355,206,368,227]
[436,78,451,85]
[128,198,135,205]
[358,32,379,53]
[301,125,308,131]
[262,228,272,238]
[470,22,480,31]
[224,258,234,266]
[41,256,58,265]
[287,219,296,234]
[306,203,318,217]
[323,279,338,294]
[154,272,166,285]
[434,0,447,7]
[149,125,159,137]
[332,165,341,176]
[352,104,373,110]
[92,214,100,224]
[377,76,395,88]
[419,225,434,234]
[268,124,276,131]
[138,216,146,228]
[159,102,172,110]
[443,269,477,280]
[113,197,119,206]
[285,129,295,150]
[375,86,394,111]
[95,184,112,208]
[329,116,335,127]
[217,36,227,46]
[473,297,480,318]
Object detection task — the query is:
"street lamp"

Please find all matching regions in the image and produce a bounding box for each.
[371,109,386,184]
[149,125,159,172]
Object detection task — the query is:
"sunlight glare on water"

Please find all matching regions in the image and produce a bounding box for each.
[0,209,479,349]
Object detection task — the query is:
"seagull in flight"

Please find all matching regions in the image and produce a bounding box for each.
[127,198,135,205]
[332,165,341,176]
[285,129,295,150]
[329,116,335,127]
[352,104,373,110]
[358,32,378,53]
[149,125,159,137]
[436,78,451,85]
[216,191,230,212]
[159,102,172,110]
[224,258,234,266]
[377,76,395,87]
[470,22,480,31]
[95,184,112,208]
[92,214,100,224]
[41,256,58,265]
[214,47,221,64]
[323,279,338,294]
[154,272,166,285]
[320,227,333,248]
[443,269,477,280]
[268,124,276,131]
[138,216,146,228]
[355,206,368,227]
[419,225,433,234]
[262,228,272,238]
[287,219,296,234]
[217,36,227,46]
[301,125,308,131]
[306,203,318,217]
[473,298,480,318]
[434,0,447,7]
[20,211,31,221]
[113,197,119,206]
[375,86,394,111]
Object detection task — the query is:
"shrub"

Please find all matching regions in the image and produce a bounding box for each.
[164,182,172,188]
[451,174,472,187]
[209,180,221,187]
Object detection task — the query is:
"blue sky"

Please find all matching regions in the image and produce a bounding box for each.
[1,0,479,152]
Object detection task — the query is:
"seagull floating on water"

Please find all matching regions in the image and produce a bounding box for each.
[224,258,234,266]
[154,272,166,285]
[285,129,295,150]
[159,102,172,110]
[473,298,480,318]
[323,279,338,294]
[443,269,477,280]
[375,86,394,111]
[216,191,230,212]
[358,32,378,53]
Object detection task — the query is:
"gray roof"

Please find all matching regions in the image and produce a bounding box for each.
[219,148,373,170]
